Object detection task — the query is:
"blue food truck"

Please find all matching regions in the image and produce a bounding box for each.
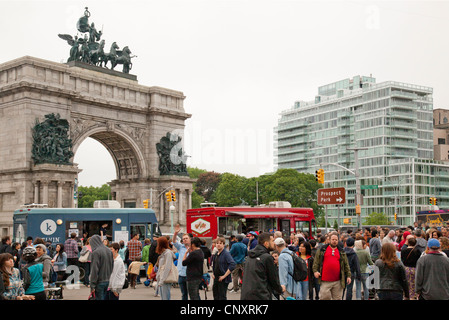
[13,206,160,245]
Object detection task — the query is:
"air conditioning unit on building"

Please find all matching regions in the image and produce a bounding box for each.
[268,201,292,208]
[93,200,121,208]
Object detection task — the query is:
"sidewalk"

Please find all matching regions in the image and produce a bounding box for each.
[60,278,242,300]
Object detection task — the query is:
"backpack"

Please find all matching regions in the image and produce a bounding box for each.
[283,251,308,282]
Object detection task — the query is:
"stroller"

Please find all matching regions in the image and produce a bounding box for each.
[144,264,157,288]
[46,281,65,300]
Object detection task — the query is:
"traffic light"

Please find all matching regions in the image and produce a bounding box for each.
[429,197,437,205]
[165,192,172,202]
[394,213,397,221]
[143,199,149,209]
[171,191,176,202]
[315,169,324,184]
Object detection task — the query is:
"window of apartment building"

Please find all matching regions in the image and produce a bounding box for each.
[439,138,446,145]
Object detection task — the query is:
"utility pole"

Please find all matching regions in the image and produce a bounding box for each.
[347,147,367,230]
[321,146,367,230]
[146,186,174,208]
[170,204,176,233]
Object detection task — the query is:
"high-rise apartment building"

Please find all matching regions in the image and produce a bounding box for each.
[434,108,449,161]
[275,75,449,226]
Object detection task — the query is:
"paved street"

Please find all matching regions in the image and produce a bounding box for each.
[59,276,241,300]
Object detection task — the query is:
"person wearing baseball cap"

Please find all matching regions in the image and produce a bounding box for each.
[247,231,258,251]
[275,236,297,299]
[35,243,52,285]
[427,239,441,251]
[415,238,449,300]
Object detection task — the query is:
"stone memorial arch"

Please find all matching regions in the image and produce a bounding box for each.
[0,56,195,234]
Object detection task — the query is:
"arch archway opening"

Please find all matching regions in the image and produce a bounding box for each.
[74,137,116,187]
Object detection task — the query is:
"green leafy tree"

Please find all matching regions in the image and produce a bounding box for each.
[364,211,390,225]
[210,173,247,207]
[187,167,207,179]
[191,192,205,209]
[78,184,111,208]
[256,169,323,218]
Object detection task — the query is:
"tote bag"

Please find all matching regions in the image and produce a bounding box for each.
[165,263,179,283]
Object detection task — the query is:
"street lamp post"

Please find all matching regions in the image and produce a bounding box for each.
[169,204,176,233]
[347,147,367,230]
[321,146,367,230]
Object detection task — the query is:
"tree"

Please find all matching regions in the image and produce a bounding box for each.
[187,167,207,179]
[188,167,210,208]
[194,171,221,202]
[256,169,324,218]
[191,192,205,209]
[364,212,390,225]
[210,173,246,207]
[78,184,111,208]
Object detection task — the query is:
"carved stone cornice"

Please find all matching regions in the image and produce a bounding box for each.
[148,106,191,121]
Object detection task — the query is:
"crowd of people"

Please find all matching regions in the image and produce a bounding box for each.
[1,221,449,301]
[0,232,126,300]
[239,223,449,300]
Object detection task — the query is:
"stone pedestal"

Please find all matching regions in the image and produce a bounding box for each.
[109,175,195,233]
[31,164,82,208]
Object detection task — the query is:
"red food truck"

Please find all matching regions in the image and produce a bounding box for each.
[186,203,316,244]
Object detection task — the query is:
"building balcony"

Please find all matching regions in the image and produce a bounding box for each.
[390,100,418,109]
[390,91,418,100]
[277,131,307,139]
[389,140,417,148]
[388,111,417,120]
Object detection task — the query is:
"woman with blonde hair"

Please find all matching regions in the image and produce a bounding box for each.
[375,242,409,300]
[439,237,449,256]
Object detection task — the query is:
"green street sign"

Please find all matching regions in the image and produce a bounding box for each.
[361,185,378,190]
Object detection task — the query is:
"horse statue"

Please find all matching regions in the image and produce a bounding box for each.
[58,8,136,74]
[88,39,105,66]
[110,46,134,74]
[99,42,119,69]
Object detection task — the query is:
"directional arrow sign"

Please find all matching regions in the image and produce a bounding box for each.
[317,187,346,205]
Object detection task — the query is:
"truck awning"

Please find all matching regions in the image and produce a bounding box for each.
[225,211,309,218]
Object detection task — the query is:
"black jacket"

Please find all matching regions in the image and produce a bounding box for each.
[241,244,283,300]
[0,243,13,254]
[375,259,409,299]
[344,247,361,281]
[148,239,159,266]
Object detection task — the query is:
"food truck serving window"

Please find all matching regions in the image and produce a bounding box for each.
[130,224,146,241]
[296,221,311,234]
[130,223,157,241]
[218,217,246,236]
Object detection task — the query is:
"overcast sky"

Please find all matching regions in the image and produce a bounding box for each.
[1,0,448,186]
